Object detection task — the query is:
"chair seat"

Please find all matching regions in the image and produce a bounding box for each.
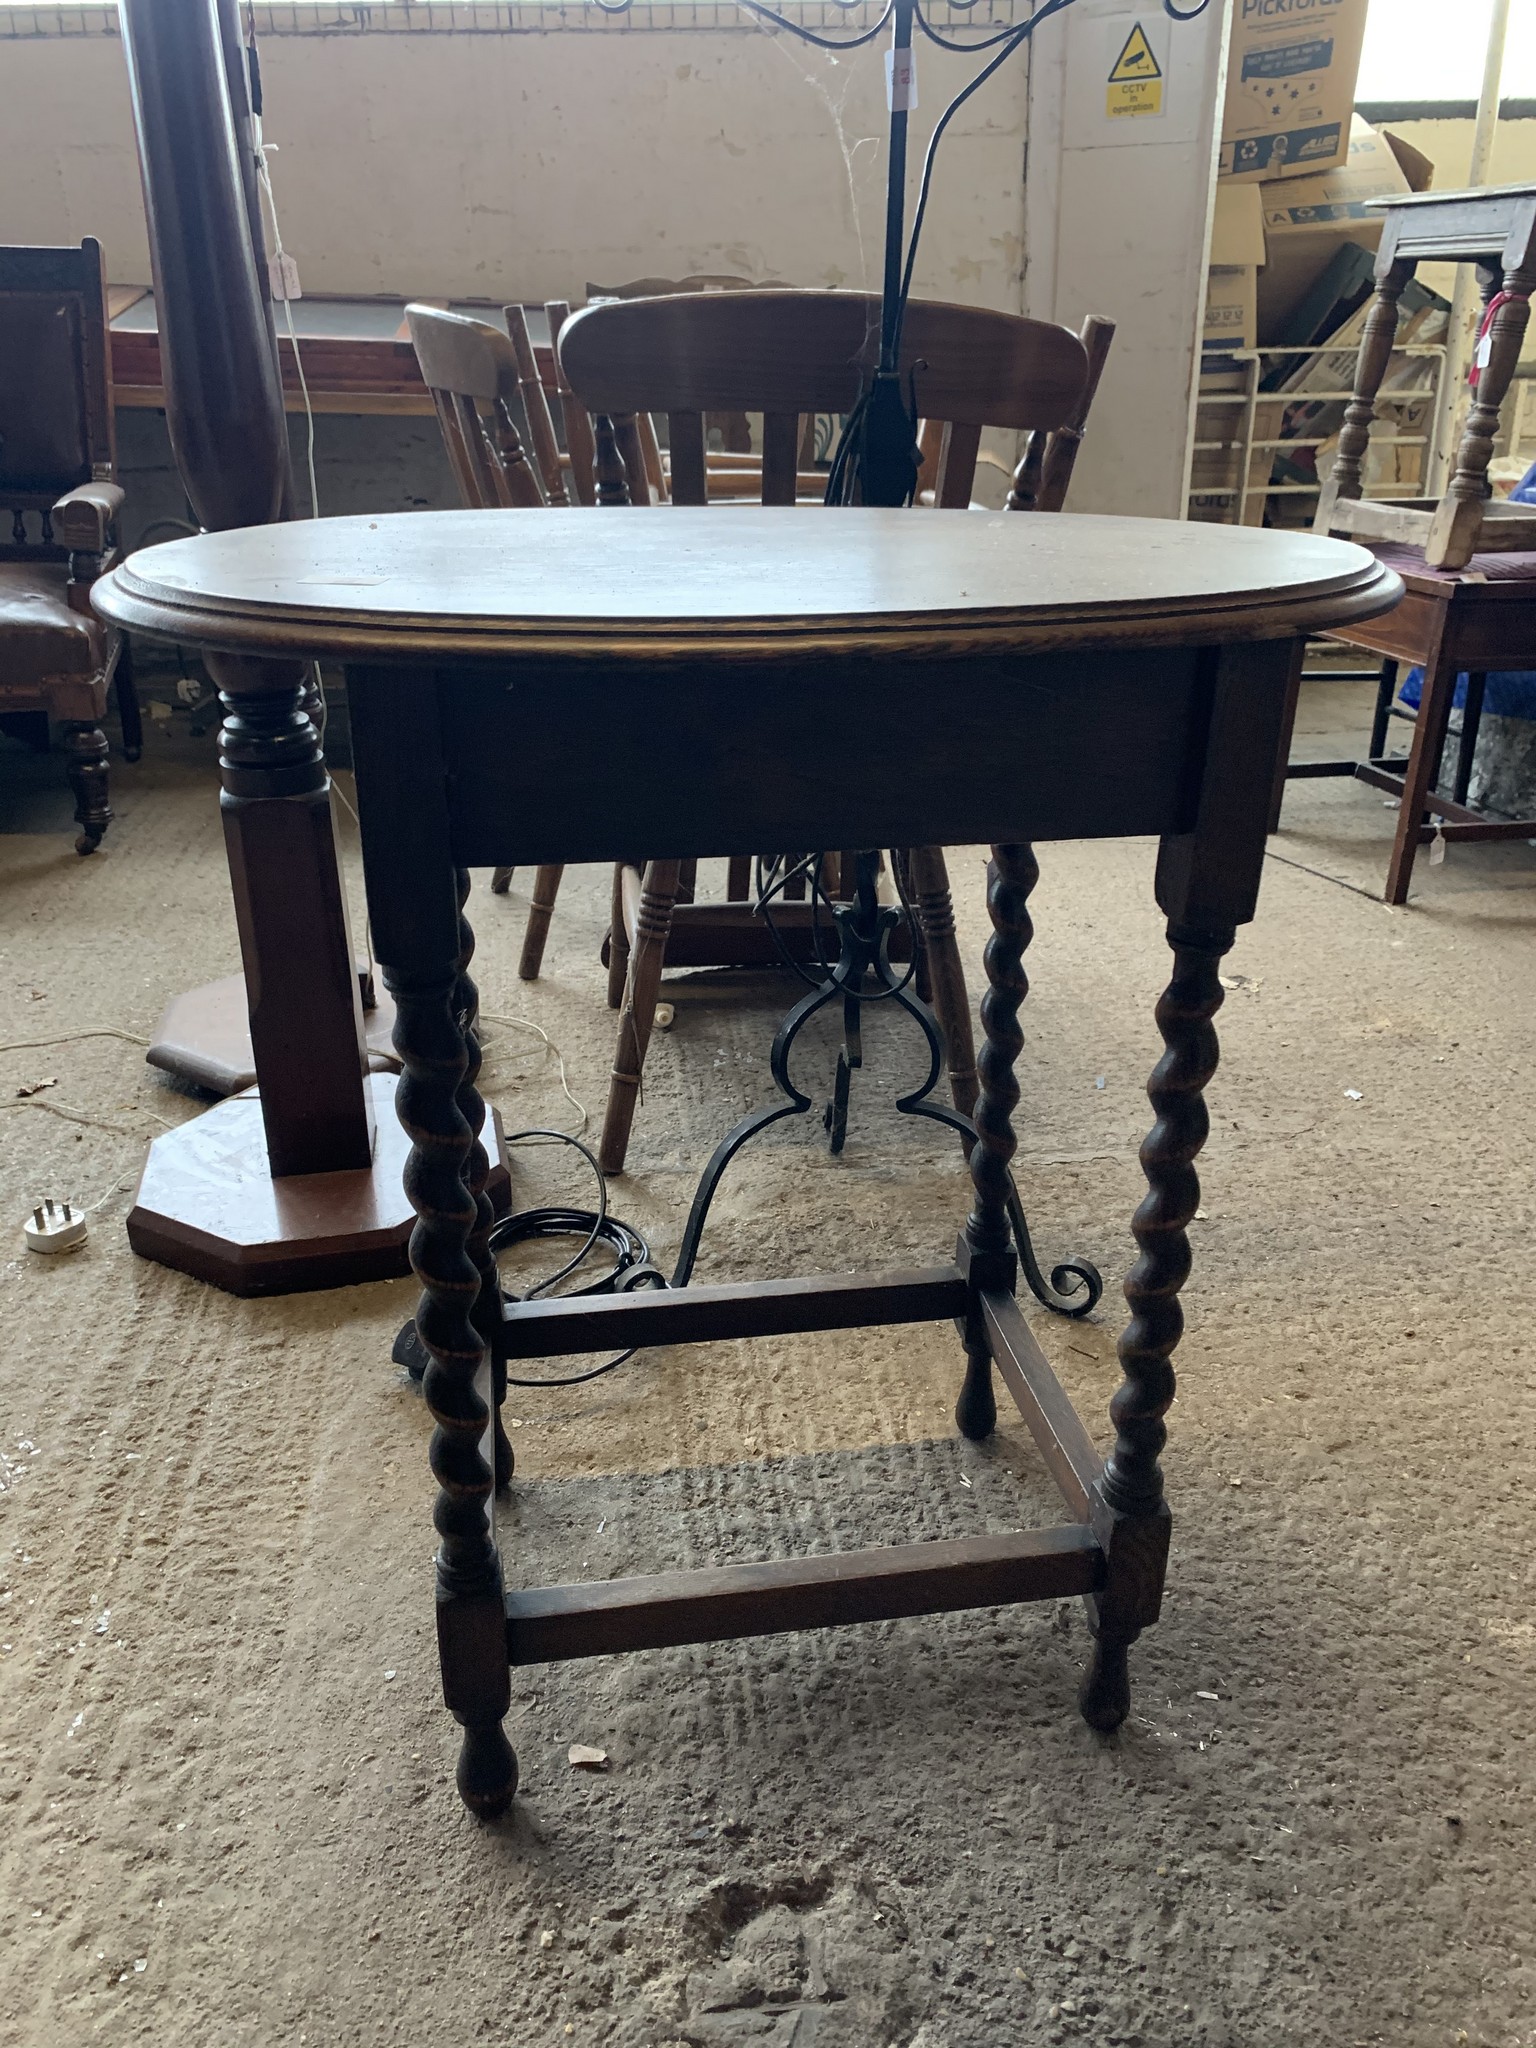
[1366,541,1536,592]
[0,560,111,718]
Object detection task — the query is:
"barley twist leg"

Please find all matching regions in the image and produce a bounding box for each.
[1081,923,1231,1732]
[389,952,514,1818]
[955,844,1037,1442]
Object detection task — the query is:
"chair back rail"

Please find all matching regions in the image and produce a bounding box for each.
[0,240,115,547]
[504,305,569,505]
[545,300,599,506]
[405,304,545,511]
[557,290,1097,510]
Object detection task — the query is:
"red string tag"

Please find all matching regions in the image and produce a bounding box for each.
[1469,289,1523,389]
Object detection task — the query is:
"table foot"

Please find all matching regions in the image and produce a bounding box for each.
[456,1716,519,1820]
[954,1336,998,1441]
[1079,1631,1132,1732]
[127,1074,510,1296]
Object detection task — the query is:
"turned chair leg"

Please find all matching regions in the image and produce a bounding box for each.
[64,721,112,854]
[906,844,979,1130]
[606,860,631,1009]
[517,864,564,980]
[114,636,143,762]
[599,857,680,1176]
[491,866,514,895]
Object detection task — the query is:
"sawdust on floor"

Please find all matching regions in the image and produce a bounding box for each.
[0,680,1534,2047]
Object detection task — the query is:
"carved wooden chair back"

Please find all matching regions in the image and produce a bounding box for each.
[405,303,547,510]
[557,290,1099,508]
[0,238,139,852]
[582,275,782,481]
[0,239,116,562]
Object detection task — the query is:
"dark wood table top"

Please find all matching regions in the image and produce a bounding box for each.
[95,508,1400,664]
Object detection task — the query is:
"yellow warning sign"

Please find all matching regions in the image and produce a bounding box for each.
[1106,21,1164,119]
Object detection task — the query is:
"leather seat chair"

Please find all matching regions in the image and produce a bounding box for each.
[0,240,140,852]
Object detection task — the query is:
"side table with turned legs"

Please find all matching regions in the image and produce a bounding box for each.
[94,506,1399,1820]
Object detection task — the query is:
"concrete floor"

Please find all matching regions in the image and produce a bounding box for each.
[0,678,1533,2047]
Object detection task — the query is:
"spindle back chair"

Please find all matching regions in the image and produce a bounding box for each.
[405,303,546,512]
[560,289,1094,509]
[554,290,1111,1172]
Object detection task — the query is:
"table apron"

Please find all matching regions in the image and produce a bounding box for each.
[360,645,1213,866]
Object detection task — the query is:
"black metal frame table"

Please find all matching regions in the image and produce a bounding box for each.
[94,506,1399,1821]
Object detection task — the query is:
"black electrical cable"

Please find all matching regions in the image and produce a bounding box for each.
[394,1124,665,1391]
[489,1127,666,1388]
[818,0,1214,493]
[899,0,1215,328]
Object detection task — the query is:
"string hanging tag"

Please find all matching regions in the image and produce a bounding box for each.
[1469,289,1522,389]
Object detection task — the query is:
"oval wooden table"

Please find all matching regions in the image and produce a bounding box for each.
[95,508,1400,1821]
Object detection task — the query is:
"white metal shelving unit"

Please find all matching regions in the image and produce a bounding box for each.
[1188,340,1448,529]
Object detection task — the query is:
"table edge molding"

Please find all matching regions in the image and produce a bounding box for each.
[94,561,1404,664]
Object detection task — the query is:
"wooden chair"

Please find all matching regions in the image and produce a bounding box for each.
[1317,183,1536,569]
[585,272,783,470]
[557,289,1107,1172]
[0,240,140,852]
[406,301,570,979]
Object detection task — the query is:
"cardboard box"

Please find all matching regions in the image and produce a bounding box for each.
[1255,117,1436,339]
[1204,182,1267,354]
[1219,0,1370,184]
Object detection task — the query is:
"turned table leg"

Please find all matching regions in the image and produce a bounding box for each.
[954,843,1037,1442]
[455,869,513,1495]
[388,943,514,1820]
[1080,923,1230,1731]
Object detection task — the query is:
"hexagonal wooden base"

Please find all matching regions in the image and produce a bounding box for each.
[127,1072,511,1296]
[146,971,400,1098]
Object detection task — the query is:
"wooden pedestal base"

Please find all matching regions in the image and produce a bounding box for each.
[146,971,400,1098]
[127,1072,511,1296]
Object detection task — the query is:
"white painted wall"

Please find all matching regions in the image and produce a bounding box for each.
[1026,0,1229,516]
[1,10,1225,516]
[0,23,1028,307]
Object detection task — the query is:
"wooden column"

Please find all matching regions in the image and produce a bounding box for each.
[118,0,500,1292]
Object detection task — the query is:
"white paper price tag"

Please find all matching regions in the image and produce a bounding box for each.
[269,251,302,303]
[886,47,918,112]
[1476,329,1493,371]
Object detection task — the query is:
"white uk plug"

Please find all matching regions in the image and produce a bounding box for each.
[23,1200,87,1255]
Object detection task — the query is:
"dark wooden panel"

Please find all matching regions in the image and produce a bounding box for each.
[442,646,1203,866]
[1155,636,1298,930]
[1334,586,1536,668]
[505,1525,1107,1663]
[498,1265,968,1361]
[981,1290,1102,1521]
